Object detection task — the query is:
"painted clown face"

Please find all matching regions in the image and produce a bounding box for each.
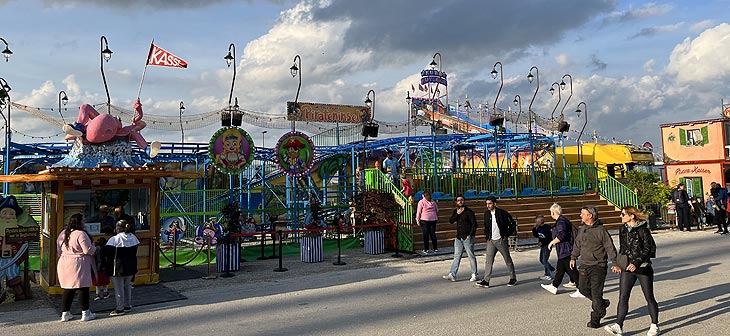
[0,207,18,230]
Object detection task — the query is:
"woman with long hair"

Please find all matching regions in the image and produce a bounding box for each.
[56,213,97,322]
[604,206,659,336]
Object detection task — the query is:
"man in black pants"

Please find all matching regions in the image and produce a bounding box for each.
[673,183,691,231]
[570,206,618,329]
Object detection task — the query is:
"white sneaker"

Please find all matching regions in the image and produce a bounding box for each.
[81,310,96,322]
[539,275,553,281]
[604,323,623,335]
[442,273,456,282]
[570,290,585,298]
[647,323,660,336]
[540,283,558,295]
[563,282,576,288]
[60,311,73,322]
[469,274,479,282]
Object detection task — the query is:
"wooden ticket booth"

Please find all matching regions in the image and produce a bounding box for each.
[0,166,196,294]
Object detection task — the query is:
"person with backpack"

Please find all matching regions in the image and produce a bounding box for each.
[710,182,729,234]
[604,206,660,336]
[673,183,691,232]
[541,203,581,297]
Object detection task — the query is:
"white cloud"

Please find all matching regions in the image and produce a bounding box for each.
[555,53,571,67]
[643,59,655,73]
[691,19,715,33]
[666,23,730,86]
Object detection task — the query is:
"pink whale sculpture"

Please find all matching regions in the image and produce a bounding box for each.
[64,99,160,156]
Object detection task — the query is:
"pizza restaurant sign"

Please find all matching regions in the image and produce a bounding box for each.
[674,166,712,175]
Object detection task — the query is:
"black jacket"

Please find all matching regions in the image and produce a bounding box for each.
[449,206,478,239]
[673,188,690,206]
[618,220,654,270]
[483,207,516,240]
[103,233,139,277]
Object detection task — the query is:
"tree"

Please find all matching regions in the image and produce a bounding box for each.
[625,170,672,214]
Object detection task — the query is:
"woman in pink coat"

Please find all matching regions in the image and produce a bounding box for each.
[416,191,439,254]
[56,213,97,322]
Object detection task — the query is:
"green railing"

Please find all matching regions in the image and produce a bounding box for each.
[364,168,414,252]
[596,167,638,208]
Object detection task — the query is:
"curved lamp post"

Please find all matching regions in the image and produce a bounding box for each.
[549,82,561,131]
[179,101,185,144]
[513,95,522,131]
[224,43,236,106]
[575,102,588,164]
[491,61,504,191]
[0,37,12,62]
[527,66,539,188]
[405,91,412,166]
[0,77,11,194]
[559,74,573,120]
[364,89,375,168]
[290,55,301,131]
[100,36,113,114]
[57,90,69,123]
[430,52,442,192]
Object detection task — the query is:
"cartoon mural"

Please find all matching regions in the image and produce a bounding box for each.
[194,217,223,246]
[0,196,39,302]
[160,217,186,249]
[209,127,255,174]
[275,131,315,177]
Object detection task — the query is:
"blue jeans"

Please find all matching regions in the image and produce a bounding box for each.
[450,236,477,276]
[539,245,555,276]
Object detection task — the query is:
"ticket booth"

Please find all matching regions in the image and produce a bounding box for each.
[0,166,197,294]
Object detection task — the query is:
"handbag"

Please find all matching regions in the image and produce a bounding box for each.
[617,254,629,270]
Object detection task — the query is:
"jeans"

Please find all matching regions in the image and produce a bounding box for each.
[420,220,438,250]
[450,236,477,276]
[552,256,579,287]
[539,245,555,276]
[616,265,659,326]
[578,265,608,323]
[110,275,133,310]
[483,238,516,282]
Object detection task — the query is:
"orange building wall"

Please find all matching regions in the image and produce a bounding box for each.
[661,121,724,162]
[664,163,721,198]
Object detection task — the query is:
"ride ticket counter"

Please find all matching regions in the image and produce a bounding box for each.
[0,166,197,294]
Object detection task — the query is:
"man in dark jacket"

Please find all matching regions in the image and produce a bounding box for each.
[442,196,478,282]
[570,206,619,329]
[541,203,581,296]
[475,196,517,288]
[673,183,691,231]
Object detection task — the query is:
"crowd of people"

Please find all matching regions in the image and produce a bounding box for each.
[674,181,730,234]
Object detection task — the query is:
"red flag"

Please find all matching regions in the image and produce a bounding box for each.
[419,84,425,92]
[411,84,415,92]
[146,44,188,68]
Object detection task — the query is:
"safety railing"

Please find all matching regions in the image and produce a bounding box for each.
[363,168,414,251]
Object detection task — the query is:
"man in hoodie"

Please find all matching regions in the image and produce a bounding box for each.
[570,205,618,329]
[442,196,479,282]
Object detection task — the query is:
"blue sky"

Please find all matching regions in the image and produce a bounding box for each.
[2,0,730,154]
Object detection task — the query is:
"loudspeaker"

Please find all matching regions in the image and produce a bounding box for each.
[232,110,243,127]
[221,110,231,127]
[361,123,379,138]
[489,117,504,127]
[558,121,570,133]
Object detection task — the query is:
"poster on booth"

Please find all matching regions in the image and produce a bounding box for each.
[209,127,255,175]
[160,216,186,248]
[275,131,315,177]
[0,195,39,302]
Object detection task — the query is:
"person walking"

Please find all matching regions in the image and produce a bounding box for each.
[672,183,691,231]
[105,219,140,316]
[56,213,97,322]
[475,196,517,288]
[570,205,618,329]
[415,191,439,254]
[690,197,706,231]
[442,196,478,282]
[705,195,715,228]
[710,182,729,234]
[532,214,554,281]
[604,206,660,336]
[540,203,581,297]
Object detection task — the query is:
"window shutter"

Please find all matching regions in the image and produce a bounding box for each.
[701,126,709,145]
[693,178,703,199]
[679,128,686,145]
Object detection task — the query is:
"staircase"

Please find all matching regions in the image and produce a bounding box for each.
[413,193,622,251]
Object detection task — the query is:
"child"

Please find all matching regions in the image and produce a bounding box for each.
[92,237,110,300]
[532,215,554,280]
[400,173,413,197]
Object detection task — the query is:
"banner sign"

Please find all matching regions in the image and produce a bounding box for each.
[5,226,40,244]
[147,44,188,68]
[287,102,370,123]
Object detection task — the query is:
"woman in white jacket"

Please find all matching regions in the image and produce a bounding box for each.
[104,219,139,316]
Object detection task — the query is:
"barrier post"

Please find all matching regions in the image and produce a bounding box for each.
[257,230,267,260]
[268,226,278,259]
[172,232,178,268]
[333,222,346,266]
[273,230,288,272]
[391,222,402,258]
[202,235,217,279]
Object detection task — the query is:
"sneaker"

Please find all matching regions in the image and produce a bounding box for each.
[604,323,623,335]
[433,249,439,253]
[563,282,577,288]
[109,309,126,316]
[539,275,553,281]
[469,274,479,282]
[80,310,96,322]
[442,273,456,282]
[587,321,600,329]
[647,323,659,336]
[541,283,558,295]
[93,295,102,301]
[60,311,74,322]
[123,306,132,312]
[507,278,517,286]
[420,249,428,254]
[474,280,490,288]
[426,249,433,254]
[570,290,586,298]
[103,292,110,299]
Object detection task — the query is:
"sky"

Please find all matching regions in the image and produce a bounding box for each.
[2,0,730,156]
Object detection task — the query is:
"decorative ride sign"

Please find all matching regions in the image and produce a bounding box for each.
[286,101,369,123]
[275,131,315,177]
[209,127,255,175]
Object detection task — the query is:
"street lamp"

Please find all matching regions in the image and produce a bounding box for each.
[290,55,301,131]
[0,37,12,62]
[575,102,588,164]
[429,52,442,192]
[0,77,11,195]
[559,74,573,120]
[100,35,112,114]
[549,82,561,132]
[491,61,504,129]
[527,66,539,188]
[179,101,185,144]
[513,95,522,131]
[57,90,69,123]
[364,89,376,168]
[406,91,412,137]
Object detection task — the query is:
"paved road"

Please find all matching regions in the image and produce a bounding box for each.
[1,230,727,335]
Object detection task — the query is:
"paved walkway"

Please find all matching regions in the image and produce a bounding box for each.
[0,230,727,335]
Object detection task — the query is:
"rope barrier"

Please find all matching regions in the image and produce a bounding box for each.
[154,239,207,267]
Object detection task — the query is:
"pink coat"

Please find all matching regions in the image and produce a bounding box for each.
[56,230,97,289]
